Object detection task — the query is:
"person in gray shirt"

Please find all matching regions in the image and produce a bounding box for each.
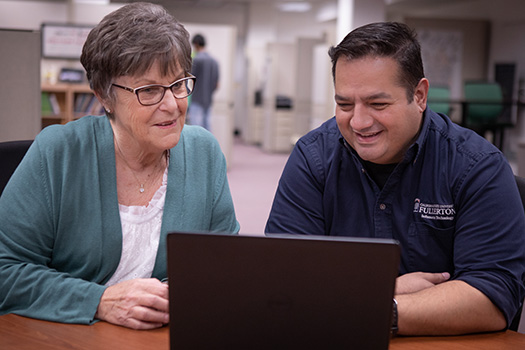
[188,34,219,131]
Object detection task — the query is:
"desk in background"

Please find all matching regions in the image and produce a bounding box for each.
[1,313,525,350]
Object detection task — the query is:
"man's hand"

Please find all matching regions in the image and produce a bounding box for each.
[95,278,169,329]
[395,271,450,295]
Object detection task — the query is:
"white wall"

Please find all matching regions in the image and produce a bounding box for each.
[352,0,386,29]
[0,1,67,29]
[0,1,125,28]
[246,2,332,49]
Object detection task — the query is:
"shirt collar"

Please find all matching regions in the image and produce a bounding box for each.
[409,108,432,164]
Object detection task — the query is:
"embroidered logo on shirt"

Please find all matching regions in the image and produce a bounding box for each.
[413,199,455,221]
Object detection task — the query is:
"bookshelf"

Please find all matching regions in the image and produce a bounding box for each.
[41,83,103,128]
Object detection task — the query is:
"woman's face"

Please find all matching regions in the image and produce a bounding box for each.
[108,61,188,155]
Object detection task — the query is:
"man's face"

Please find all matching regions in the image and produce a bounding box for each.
[334,56,428,164]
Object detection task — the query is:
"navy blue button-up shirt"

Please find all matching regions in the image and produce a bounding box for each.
[265,109,525,325]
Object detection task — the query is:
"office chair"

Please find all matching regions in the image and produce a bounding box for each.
[0,140,33,196]
[463,81,510,150]
[427,86,451,115]
[510,175,525,333]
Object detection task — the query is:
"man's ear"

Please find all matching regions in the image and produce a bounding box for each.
[413,78,429,113]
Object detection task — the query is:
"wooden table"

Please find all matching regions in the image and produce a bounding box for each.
[2,313,525,349]
[0,314,167,350]
[390,331,525,350]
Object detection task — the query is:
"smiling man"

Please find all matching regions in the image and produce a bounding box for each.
[265,22,525,336]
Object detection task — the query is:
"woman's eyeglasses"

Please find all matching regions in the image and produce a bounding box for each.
[112,75,196,106]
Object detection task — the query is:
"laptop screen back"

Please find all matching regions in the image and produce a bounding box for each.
[167,232,400,349]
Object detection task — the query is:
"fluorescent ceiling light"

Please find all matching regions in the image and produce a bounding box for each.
[276,2,312,13]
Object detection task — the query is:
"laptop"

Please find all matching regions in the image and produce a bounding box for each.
[167,232,400,350]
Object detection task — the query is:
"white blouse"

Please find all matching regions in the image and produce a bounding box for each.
[105,167,168,286]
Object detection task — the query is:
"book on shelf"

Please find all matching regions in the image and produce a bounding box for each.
[48,93,61,115]
[74,92,89,112]
[74,93,104,116]
[41,92,61,116]
[41,92,53,116]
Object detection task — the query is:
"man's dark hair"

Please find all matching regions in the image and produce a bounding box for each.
[192,34,206,47]
[328,22,424,102]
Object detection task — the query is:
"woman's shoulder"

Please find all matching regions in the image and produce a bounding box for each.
[180,125,220,149]
[182,124,215,138]
[174,125,224,165]
[36,116,110,149]
[38,115,107,136]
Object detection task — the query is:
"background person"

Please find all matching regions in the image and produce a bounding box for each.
[187,33,219,131]
[0,2,239,330]
[265,22,525,336]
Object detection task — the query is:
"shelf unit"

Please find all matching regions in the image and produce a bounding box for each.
[41,83,101,128]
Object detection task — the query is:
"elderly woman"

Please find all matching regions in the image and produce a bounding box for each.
[0,2,239,330]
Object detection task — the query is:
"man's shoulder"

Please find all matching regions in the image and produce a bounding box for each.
[195,51,216,62]
[426,110,500,160]
[297,117,341,147]
[290,117,343,170]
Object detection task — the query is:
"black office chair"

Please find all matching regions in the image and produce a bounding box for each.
[510,175,525,333]
[463,81,513,151]
[0,140,33,196]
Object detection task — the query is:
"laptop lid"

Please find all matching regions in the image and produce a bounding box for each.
[167,232,400,350]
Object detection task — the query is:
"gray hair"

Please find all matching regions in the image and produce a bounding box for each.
[80,2,192,111]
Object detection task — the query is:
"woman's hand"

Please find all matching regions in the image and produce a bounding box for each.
[395,272,450,295]
[95,278,169,329]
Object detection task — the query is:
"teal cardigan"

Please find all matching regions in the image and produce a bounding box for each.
[0,116,239,324]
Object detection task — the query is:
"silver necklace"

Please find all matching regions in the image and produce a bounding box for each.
[114,139,167,194]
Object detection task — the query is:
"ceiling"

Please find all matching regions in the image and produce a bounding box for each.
[16,0,525,23]
[386,0,525,23]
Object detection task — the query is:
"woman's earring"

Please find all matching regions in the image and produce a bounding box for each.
[105,107,111,114]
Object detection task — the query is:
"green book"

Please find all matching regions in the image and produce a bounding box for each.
[41,92,53,116]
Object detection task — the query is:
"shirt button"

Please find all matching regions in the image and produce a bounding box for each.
[379,203,386,210]
[361,168,366,173]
